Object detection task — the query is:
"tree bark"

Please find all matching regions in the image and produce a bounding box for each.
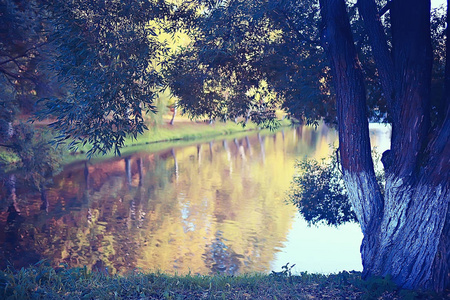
[443,0,450,119]
[319,0,383,233]
[357,0,396,117]
[389,0,432,178]
[320,0,450,291]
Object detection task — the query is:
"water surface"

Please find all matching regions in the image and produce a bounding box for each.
[1,125,389,275]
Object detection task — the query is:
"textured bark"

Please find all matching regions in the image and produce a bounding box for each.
[319,0,383,234]
[428,91,450,290]
[389,0,432,177]
[432,204,450,291]
[368,176,449,289]
[444,0,450,118]
[320,0,450,291]
[357,0,396,116]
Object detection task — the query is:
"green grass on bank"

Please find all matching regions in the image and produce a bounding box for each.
[75,121,260,154]
[63,119,290,164]
[136,121,260,145]
[0,264,444,300]
[1,119,290,167]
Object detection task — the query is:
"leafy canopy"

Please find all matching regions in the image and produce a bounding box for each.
[36,0,176,156]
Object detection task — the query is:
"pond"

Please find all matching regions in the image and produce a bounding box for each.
[0,124,390,275]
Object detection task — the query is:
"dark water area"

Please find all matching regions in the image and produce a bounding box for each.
[0,125,390,275]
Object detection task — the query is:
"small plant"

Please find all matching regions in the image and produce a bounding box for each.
[271,262,296,278]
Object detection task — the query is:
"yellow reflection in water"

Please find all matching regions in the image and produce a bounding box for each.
[0,126,339,275]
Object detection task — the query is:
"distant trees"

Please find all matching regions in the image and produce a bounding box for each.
[165,0,401,127]
[0,0,63,194]
[166,0,331,126]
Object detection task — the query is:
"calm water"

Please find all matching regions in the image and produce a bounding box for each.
[0,124,390,275]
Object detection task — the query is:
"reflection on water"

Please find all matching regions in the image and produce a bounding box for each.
[0,125,386,275]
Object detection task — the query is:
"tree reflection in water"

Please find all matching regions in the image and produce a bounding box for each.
[3,195,41,270]
[1,126,352,275]
[203,231,242,275]
[289,156,357,227]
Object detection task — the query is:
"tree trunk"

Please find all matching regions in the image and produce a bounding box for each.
[170,103,177,125]
[320,0,450,291]
[357,0,396,118]
[368,174,449,290]
[319,0,384,233]
[365,0,449,290]
[443,0,450,120]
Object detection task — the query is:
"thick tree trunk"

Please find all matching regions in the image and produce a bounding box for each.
[428,14,450,286]
[367,1,449,290]
[368,175,449,290]
[319,0,383,233]
[389,0,432,177]
[320,0,450,291]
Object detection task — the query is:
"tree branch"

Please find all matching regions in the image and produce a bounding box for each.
[379,1,392,16]
[273,8,320,47]
[357,0,396,137]
[0,42,48,66]
[0,65,38,84]
[0,144,15,149]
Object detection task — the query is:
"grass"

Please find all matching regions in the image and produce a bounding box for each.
[73,120,261,154]
[63,118,290,164]
[0,263,445,300]
[134,120,261,144]
[2,116,290,166]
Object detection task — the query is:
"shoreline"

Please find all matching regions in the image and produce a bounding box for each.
[63,119,291,164]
